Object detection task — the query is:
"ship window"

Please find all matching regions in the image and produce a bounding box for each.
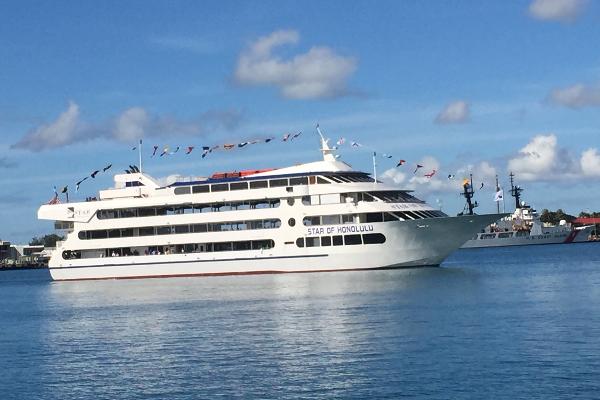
[249,180,268,189]
[498,232,513,238]
[287,198,295,206]
[138,208,156,217]
[192,185,209,194]
[303,216,321,226]
[192,224,207,233]
[308,176,316,184]
[108,229,121,238]
[91,230,108,239]
[316,176,330,184]
[78,231,88,240]
[119,209,137,218]
[326,175,343,183]
[97,210,115,219]
[175,225,190,234]
[384,212,398,221]
[306,237,320,247]
[156,226,172,235]
[403,211,420,220]
[139,227,155,236]
[322,215,340,225]
[321,236,332,246]
[290,177,308,186]
[214,242,232,252]
[230,182,248,191]
[296,238,304,248]
[174,186,191,195]
[288,218,296,227]
[363,233,386,244]
[121,229,134,237]
[211,183,229,192]
[344,234,362,245]
[366,212,384,223]
[342,214,356,224]
[252,240,274,250]
[332,235,343,246]
[233,241,251,251]
[269,179,288,187]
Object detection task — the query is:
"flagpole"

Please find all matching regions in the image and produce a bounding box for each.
[495,174,500,214]
[373,151,377,185]
[139,139,143,174]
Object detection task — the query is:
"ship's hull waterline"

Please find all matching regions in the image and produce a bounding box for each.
[49,214,501,281]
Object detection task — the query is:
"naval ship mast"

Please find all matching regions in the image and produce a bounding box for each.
[509,172,523,210]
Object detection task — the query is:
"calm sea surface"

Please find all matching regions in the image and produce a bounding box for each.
[1,243,600,399]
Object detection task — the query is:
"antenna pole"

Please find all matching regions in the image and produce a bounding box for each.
[139,139,143,174]
[495,174,500,214]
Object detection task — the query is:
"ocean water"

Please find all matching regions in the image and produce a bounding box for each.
[1,244,600,399]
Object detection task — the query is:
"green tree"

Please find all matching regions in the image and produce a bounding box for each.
[29,234,63,247]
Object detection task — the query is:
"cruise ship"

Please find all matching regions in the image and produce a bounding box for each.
[38,134,503,281]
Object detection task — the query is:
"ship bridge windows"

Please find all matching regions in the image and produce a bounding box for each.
[249,180,268,189]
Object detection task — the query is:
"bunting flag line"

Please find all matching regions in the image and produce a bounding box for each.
[223,144,235,150]
[102,164,112,172]
[282,133,291,142]
[351,141,362,148]
[53,186,58,197]
[291,132,302,140]
[151,145,159,157]
[381,154,393,159]
[396,159,406,167]
[159,146,169,157]
[61,186,68,194]
[238,142,248,148]
[447,174,455,180]
[480,182,484,189]
[413,164,423,174]
[172,146,180,154]
[91,170,100,178]
[424,169,437,178]
[336,137,346,146]
[186,146,194,154]
[75,177,88,192]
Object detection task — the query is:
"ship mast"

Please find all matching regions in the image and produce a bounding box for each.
[460,174,478,215]
[509,172,523,210]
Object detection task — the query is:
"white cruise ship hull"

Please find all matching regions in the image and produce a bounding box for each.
[49,214,501,281]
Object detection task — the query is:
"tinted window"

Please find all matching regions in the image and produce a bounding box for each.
[269,179,288,187]
[321,236,332,246]
[249,180,268,189]
[344,234,362,245]
[174,186,191,195]
[192,185,209,193]
[332,235,343,246]
[230,182,248,191]
[290,177,308,185]
[211,183,229,192]
[363,233,386,244]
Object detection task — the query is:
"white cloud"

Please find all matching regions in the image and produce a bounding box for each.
[235,30,357,99]
[12,103,243,152]
[580,148,600,177]
[548,83,600,108]
[528,0,588,22]
[113,107,148,142]
[434,100,470,124]
[12,102,81,152]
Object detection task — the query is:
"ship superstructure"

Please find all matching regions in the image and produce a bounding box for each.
[39,135,503,280]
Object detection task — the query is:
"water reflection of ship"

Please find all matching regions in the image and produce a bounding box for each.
[461,173,594,248]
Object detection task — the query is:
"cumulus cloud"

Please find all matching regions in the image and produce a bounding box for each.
[434,101,470,124]
[235,30,357,99]
[12,102,243,152]
[528,0,588,22]
[507,134,586,180]
[580,148,600,177]
[12,102,82,152]
[548,83,600,108]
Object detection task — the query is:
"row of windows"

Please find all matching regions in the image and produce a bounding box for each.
[97,199,281,220]
[78,218,281,240]
[302,210,447,226]
[296,233,386,247]
[301,191,423,206]
[62,239,275,260]
[174,175,336,195]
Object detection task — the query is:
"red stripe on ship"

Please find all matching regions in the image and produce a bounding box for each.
[564,229,580,243]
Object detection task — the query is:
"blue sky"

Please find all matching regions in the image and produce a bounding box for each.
[1,0,599,243]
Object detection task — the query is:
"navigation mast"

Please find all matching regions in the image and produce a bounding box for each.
[460,174,478,215]
[509,172,523,210]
